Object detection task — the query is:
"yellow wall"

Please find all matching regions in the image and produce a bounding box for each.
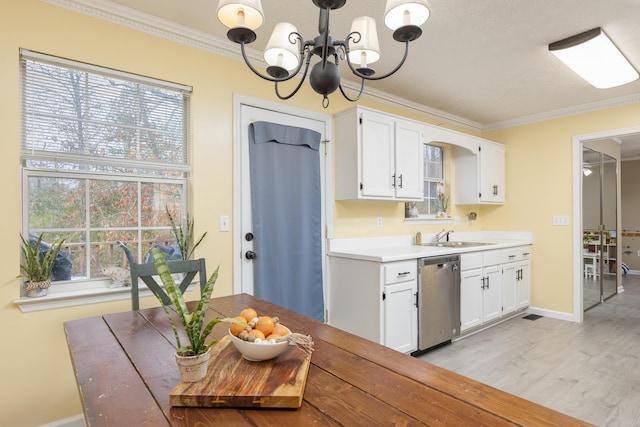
[484,105,639,312]
[2,1,640,425]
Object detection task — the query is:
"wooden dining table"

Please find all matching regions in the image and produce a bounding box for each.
[64,293,592,426]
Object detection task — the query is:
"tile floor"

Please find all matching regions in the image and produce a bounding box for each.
[419,274,640,427]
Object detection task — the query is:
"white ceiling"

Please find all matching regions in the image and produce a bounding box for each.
[60,0,640,157]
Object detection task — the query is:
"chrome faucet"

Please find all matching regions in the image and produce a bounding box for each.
[433,229,454,242]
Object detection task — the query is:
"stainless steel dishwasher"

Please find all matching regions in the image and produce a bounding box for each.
[414,254,461,355]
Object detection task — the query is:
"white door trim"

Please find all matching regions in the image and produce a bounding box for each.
[232,95,333,303]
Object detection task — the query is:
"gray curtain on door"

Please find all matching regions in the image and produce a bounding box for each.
[248,121,324,322]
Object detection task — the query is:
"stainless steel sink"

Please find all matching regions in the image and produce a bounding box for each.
[422,241,494,248]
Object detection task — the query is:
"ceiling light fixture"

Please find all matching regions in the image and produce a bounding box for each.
[549,27,639,89]
[217,0,429,108]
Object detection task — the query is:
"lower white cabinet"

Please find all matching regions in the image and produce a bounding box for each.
[460,246,531,334]
[502,246,531,316]
[328,258,418,353]
[384,280,418,354]
[460,251,502,332]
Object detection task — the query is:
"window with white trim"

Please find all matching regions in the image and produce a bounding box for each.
[20,49,192,296]
[414,144,446,217]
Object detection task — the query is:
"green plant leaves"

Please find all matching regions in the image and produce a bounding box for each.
[151,247,236,356]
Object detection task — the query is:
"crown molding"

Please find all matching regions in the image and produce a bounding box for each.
[41,0,639,134]
[483,92,640,131]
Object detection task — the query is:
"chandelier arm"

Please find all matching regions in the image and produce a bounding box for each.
[274,51,315,100]
[338,78,366,102]
[239,40,308,83]
[340,40,412,81]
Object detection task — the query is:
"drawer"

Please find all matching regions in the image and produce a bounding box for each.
[461,252,483,271]
[384,261,416,284]
[502,246,532,263]
[482,250,503,266]
[502,248,519,263]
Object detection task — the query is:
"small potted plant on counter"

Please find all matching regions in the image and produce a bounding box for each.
[18,233,65,297]
[150,247,244,382]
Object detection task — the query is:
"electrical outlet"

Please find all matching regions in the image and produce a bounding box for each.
[377,216,382,227]
[637,250,640,257]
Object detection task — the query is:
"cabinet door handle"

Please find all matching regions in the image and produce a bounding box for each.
[392,173,396,188]
[481,277,486,290]
[485,276,490,289]
[398,173,403,188]
[398,271,411,277]
[493,185,499,196]
[414,292,419,308]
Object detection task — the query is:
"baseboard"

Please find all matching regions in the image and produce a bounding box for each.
[39,414,85,427]
[526,306,575,322]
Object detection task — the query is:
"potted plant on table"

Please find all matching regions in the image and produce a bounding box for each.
[150,247,243,382]
[18,233,65,298]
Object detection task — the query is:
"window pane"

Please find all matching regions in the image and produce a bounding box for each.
[90,180,139,227]
[141,183,182,227]
[28,177,86,229]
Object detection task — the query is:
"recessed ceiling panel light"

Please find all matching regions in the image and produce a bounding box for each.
[549,27,639,89]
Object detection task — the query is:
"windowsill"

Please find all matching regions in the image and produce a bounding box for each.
[13,284,195,313]
[404,216,453,225]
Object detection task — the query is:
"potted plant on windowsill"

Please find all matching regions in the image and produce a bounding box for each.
[167,207,207,261]
[150,247,243,382]
[18,233,65,298]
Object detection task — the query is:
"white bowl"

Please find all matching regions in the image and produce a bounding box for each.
[228,330,291,362]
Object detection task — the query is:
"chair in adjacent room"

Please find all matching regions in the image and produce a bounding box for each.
[130,258,207,310]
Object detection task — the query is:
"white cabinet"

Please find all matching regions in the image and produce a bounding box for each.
[460,251,503,332]
[455,140,505,204]
[383,267,418,354]
[328,257,417,353]
[502,246,531,315]
[335,107,424,201]
[516,250,531,310]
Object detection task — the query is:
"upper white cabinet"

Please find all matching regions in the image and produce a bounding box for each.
[455,141,505,204]
[335,107,424,201]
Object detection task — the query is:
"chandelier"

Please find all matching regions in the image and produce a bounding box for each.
[217,0,430,107]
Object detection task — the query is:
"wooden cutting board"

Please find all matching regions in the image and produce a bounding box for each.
[169,335,311,408]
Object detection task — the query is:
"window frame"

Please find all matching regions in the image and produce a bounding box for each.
[15,50,193,312]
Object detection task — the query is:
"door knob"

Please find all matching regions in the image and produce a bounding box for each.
[245,250,257,260]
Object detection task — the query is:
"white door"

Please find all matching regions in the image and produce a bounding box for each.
[384,281,418,353]
[460,268,483,331]
[234,97,330,301]
[482,265,503,323]
[394,120,424,200]
[360,110,395,198]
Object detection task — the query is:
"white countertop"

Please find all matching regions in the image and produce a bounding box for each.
[328,231,533,263]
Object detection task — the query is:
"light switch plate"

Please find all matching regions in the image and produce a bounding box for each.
[219,215,230,232]
[552,215,569,226]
